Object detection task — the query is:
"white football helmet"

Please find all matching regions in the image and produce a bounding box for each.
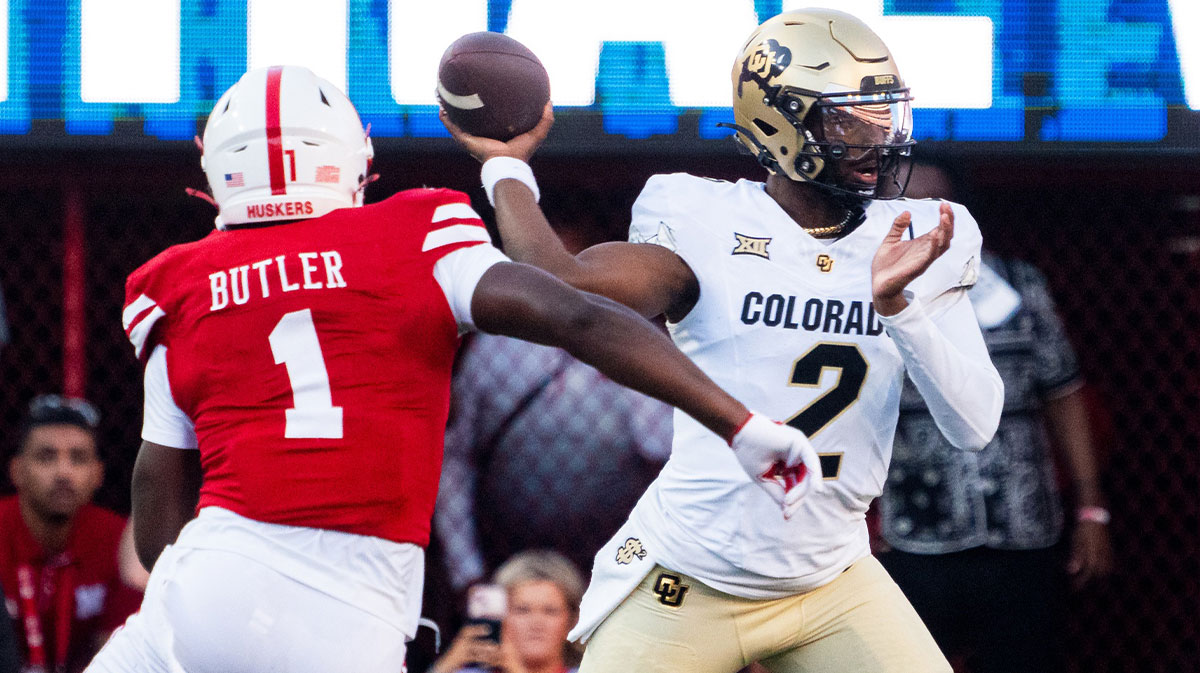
[201,65,374,229]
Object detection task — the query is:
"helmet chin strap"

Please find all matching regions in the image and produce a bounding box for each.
[188,136,223,224]
[358,172,380,193]
[184,187,218,208]
[809,168,874,209]
[717,121,867,238]
[717,121,902,206]
[798,148,911,206]
[716,122,782,173]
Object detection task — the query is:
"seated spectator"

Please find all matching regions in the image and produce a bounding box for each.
[431,550,584,673]
[0,396,142,673]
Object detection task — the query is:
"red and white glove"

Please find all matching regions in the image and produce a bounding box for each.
[729,412,824,518]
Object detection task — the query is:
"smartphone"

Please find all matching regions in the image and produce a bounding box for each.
[465,583,506,643]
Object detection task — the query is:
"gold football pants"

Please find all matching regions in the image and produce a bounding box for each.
[578,555,950,673]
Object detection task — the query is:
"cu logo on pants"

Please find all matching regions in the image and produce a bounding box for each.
[652,572,690,608]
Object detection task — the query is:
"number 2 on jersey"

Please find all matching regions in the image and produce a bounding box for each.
[268,309,344,439]
[786,343,868,479]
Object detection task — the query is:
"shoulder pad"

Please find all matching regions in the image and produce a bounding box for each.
[363,188,487,237]
[629,173,735,249]
[123,249,182,361]
[902,199,983,301]
[393,188,492,256]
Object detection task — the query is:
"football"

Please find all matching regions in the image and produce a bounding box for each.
[437,32,550,141]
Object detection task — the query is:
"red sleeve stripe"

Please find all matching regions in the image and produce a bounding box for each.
[422,224,491,252]
[265,66,287,196]
[431,202,481,223]
[127,306,166,358]
[122,294,157,331]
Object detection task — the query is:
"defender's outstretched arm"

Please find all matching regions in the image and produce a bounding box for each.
[471,261,738,440]
[471,262,823,512]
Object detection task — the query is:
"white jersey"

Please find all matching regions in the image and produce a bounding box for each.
[614,174,980,597]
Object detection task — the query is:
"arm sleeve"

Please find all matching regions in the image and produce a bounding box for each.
[142,346,198,449]
[434,340,489,592]
[880,288,1004,450]
[432,243,511,333]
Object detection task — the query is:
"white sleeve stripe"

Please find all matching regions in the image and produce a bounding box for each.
[432,203,481,223]
[129,306,166,358]
[432,243,511,332]
[122,294,157,330]
[422,224,492,251]
[143,346,198,449]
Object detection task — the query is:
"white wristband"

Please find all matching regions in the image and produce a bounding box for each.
[480,156,539,206]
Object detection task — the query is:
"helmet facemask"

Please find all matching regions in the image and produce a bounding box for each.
[797,89,915,201]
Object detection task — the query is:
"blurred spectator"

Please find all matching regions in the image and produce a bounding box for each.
[0,396,142,673]
[877,163,1114,673]
[434,216,672,593]
[430,550,583,673]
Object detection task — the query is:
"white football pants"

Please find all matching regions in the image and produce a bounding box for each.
[85,544,410,673]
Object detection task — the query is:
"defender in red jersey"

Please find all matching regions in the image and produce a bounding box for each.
[123,187,505,547]
[86,66,820,673]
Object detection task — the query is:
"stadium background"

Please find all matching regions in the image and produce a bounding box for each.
[0,1,1198,671]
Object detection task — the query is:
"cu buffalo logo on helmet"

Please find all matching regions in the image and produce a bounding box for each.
[738,39,792,96]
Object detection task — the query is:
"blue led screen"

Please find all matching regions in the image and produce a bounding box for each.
[0,0,1196,148]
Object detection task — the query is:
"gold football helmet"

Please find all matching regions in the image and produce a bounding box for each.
[728,8,915,200]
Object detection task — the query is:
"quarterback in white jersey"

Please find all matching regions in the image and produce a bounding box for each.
[620,173,990,598]
[445,8,1003,673]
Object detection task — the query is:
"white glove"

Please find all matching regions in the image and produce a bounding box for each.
[729,412,824,518]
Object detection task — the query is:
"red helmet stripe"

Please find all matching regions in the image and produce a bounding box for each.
[265,66,287,195]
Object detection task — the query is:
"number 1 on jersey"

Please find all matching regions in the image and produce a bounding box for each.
[269,309,344,439]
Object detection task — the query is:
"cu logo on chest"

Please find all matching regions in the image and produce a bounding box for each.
[816,253,834,273]
[652,572,690,608]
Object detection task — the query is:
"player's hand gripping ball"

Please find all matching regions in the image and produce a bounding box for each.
[437,32,550,141]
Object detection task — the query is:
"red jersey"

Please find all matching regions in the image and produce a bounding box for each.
[0,497,142,673]
[122,189,493,546]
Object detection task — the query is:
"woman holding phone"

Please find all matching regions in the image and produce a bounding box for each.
[432,550,583,673]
